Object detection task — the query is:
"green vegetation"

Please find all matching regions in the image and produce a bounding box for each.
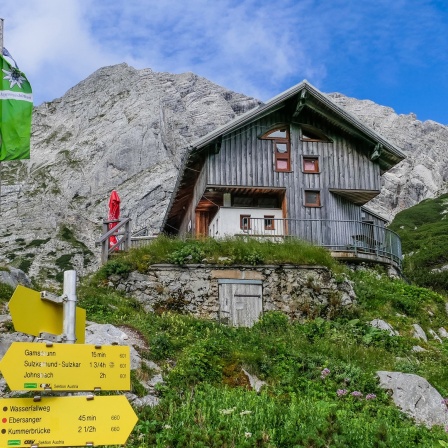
[96,235,341,279]
[0,282,13,302]
[58,225,94,270]
[2,230,448,445]
[55,254,75,282]
[389,193,448,292]
[75,265,448,447]
[17,256,34,274]
[25,238,51,248]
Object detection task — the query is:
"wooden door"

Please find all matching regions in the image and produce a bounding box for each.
[219,281,263,327]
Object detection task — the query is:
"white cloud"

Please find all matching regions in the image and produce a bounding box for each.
[0,0,447,123]
[1,0,327,103]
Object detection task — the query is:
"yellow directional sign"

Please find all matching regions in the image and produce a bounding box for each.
[0,342,131,391]
[8,286,86,343]
[0,395,138,447]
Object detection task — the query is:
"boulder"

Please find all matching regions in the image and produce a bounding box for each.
[412,324,427,342]
[428,329,442,343]
[370,319,398,336]
[0,268,31,289]
[412,346,427,352]
[125,392,160,408]
[0,333,34,358]
[85,323,142,369]
[242,369,266,393]
[377,371,448,428]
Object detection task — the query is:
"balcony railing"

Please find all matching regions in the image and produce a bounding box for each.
[237,217,402,268]
[95,218,132,264]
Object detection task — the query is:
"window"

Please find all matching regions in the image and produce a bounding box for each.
[261,126,291,172]
[258,197,278,208]
[304,190,321,207]
[233,195,280,208]
[300,124,331,142]
[264,215,275,230]
[303,156,319,173]
[240,214,251,230]
[234,196,254,207]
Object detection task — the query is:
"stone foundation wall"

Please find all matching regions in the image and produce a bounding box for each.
[109,264,356,322]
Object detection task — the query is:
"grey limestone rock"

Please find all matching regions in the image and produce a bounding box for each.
[428,328,443,343]
[126,392,160,408]
[85,323,142,369]
[412,345,427,352]
[0,64,260,283]
[0,333,35,358]
[412,324,428,342]
[370,319,399,336]
[377,371,448,428]
[0,268,31,288]
[242,369,266,393]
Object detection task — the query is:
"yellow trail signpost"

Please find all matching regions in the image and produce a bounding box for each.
[2,271,139,447]
[0,342,131,391]
[0,395,138,447]
[8,286,86,343]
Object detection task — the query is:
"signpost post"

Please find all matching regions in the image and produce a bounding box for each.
[0,395,138,447]
[0,342,131,391]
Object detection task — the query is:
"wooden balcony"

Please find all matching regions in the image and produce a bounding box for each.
[231,217,402,270]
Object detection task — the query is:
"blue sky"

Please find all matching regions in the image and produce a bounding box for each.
[1,0,448,124]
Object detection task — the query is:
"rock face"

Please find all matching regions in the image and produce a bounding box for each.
[329,94,448,221]
[0,64,260,283]
[377,371,448,428]
[1,63,448,282]
[0,268,31,288]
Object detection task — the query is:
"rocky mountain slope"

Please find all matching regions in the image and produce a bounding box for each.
[329,94,448,220]
[0,63,447,282]
[0,64,260,282]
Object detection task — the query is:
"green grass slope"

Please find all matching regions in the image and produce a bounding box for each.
[2,237,448,447]
[75,257,448,447]
[389,192,448,292]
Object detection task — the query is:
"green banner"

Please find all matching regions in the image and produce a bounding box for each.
[0,54,33,161]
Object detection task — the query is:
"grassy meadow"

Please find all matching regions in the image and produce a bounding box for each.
[1,236,448,446]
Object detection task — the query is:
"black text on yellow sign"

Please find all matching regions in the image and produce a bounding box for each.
[0,342,131,391]
[0,395,138,447]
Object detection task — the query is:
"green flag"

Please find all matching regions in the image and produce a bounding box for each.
[0,54,33,161]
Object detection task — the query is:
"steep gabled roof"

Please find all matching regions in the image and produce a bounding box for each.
[162,80,406,233]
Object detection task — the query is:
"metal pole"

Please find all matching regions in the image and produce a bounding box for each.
[102,220,109,264]
[63,270,77,344]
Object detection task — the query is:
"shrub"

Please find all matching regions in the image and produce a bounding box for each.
[253,311,289,333]
[97,258,134,279]
[168,244,205,265]
[0,282,14,301]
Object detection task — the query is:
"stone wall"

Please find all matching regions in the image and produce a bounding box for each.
[110,264,356,323]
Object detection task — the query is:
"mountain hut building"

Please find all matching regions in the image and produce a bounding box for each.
[162,80,406,270]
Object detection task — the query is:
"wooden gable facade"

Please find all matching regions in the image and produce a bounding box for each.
[162,81,405,268]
